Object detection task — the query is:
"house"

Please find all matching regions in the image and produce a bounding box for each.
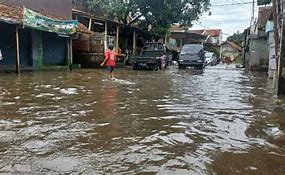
[71,0,152,68]
[245,6,273,71]
[0,1,91,73]
[168,25,212,49]
[189,29,223,45]
[256,0,285,95]
[220,41,243,62]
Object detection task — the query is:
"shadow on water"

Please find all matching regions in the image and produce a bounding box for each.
[0,65,284,174]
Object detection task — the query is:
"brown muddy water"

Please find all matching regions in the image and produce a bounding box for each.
[0,65,285,175]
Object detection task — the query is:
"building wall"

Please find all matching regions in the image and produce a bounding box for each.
[43,32,67,65]
[72,0,88,12]
[212,37,219,45]
[0,0,72,18]
[249,38,268,71]
[0,22,68,69]
[0,23,32,66]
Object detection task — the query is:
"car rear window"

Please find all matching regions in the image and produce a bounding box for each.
[181,45,203,54]
[144,43,164,50]
[205,52,214,57]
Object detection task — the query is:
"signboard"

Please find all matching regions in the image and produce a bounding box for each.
[23,8,78,37]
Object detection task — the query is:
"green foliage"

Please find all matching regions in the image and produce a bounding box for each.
[87,0,138,24]
[227,31,244,47]
[87,0,210,37]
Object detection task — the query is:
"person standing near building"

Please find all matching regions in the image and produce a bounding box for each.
[101,44,117,80]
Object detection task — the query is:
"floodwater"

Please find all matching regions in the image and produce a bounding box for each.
[0,65,285,175]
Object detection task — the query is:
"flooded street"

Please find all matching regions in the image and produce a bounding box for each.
[0,65,285,174]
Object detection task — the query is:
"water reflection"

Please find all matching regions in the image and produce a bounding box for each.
[0,66,284,174]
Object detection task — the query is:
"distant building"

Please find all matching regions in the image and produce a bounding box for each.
[189,29,223,45]
[245,6,273,71]
[168,25,212,50]
[220,41,242,62]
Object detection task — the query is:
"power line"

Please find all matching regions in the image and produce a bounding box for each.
[211,1,257,7]
[192,22,231,36]
[202,19,250,23]
[211,10,251,15]
[225,0,252,9]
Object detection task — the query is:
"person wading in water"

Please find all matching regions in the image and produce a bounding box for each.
[101,44,117,80]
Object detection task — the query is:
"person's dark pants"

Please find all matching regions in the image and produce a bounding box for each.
[106,66,114,73]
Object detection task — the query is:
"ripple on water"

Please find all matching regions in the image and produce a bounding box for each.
[0,66,282,174]
[59,88,78,95]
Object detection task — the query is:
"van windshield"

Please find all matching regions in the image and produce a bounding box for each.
[181,45,203,54]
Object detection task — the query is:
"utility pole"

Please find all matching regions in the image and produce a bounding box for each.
[252,0,255,21]
[273,0,279,60]
[277,0,285,96]
[250,0,255,26]
[248,0,255,71]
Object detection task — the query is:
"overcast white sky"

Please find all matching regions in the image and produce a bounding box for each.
[192,0,258,40]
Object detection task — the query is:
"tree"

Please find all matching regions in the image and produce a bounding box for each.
[87,0,139,24]
[227,31,244,47]
[87,0,210,37]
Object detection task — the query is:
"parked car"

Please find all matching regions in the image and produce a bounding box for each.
[178,44,205,70]
[205,52,219,66]
[132,42,171,71]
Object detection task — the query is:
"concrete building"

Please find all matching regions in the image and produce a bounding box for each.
[246,6,273,71]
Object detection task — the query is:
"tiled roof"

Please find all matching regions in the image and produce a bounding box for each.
[221,41,242,52]
[0,3,91,34]
[189,29,222,37]
[170,25,188,32]
[77,23,92,34]
[0,3,23,24]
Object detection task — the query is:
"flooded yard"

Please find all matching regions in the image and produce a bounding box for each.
[0,65,284,174]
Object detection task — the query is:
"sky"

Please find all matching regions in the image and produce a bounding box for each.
[191,0,258,40]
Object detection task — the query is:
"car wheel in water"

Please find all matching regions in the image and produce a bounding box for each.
[153,65,159,71]
[194,65,203,70]
[178,64,186,69]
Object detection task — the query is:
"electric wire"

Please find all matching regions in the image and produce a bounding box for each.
[211,1,257,7]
